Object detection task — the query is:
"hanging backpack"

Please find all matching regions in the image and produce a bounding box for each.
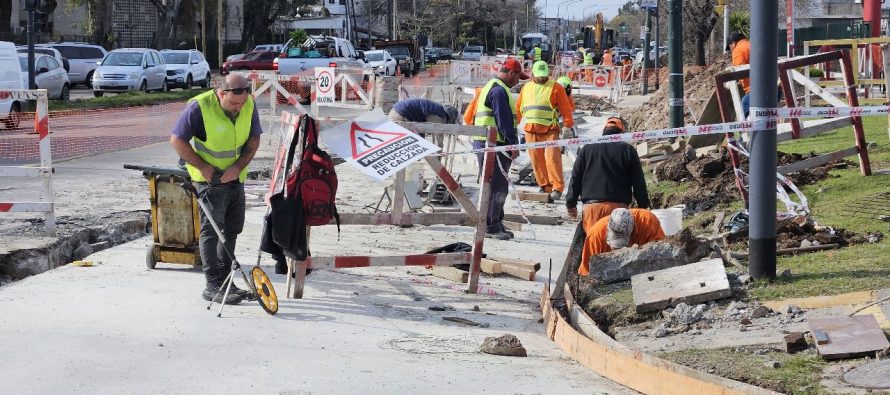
[286,115,340,229]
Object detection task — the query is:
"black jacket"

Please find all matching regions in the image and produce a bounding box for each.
[565,141,650,209]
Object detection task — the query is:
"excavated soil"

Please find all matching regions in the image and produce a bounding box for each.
[573,95,615,114]
[724,217,884,250]
[650,149,852,214]
[622,56,733,132]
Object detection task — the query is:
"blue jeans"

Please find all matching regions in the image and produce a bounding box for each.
[473,140,512,233]
[196,182,245,288]
[742,94,750,120]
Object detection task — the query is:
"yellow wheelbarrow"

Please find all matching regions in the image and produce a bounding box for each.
[125,165,201,269]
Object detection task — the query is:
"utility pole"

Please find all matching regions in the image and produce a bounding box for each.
[667,0,683,128]
[217,0,224,69]
[748,0,778,280]
[25,0,38,90]
[641,7,652,95]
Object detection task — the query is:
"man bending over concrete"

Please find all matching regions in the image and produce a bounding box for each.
[578,208,665,276]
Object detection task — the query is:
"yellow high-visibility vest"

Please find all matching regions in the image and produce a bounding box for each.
[519,80,557,128]
[472,78,517,142]
[186,90,254,183]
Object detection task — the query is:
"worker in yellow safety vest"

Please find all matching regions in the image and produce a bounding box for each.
[518,47,526,59]
[515,61,575,201]
[465,58,529,240]
[169,73,262,305]
[532,43,542,61]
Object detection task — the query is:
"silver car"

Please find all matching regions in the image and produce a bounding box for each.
[16,46,69,72]
[41,43,106,88]
[18,54,71,100]
[92,48,167,97]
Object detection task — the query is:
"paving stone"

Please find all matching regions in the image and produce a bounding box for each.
[631,258,732,313]
[809,315,890,360]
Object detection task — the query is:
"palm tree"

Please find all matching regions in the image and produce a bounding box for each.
[729,11,749,38]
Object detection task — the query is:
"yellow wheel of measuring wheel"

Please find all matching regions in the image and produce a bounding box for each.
[251,267,278,315]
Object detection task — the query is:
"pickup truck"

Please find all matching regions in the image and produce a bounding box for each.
[273,35,366,75]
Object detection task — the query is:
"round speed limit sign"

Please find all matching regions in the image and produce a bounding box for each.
[315,67,336,104]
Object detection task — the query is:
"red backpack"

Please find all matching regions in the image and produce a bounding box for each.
[286,116,340,228]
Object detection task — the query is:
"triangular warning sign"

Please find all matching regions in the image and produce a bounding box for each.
[349,122,407,159]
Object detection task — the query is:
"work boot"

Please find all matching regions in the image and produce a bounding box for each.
[550,190,563,201]
[486,231,512,241]
[275,260,287,275]
[229,283,256,301]
[503,229,515,238]
[202,286,243,305]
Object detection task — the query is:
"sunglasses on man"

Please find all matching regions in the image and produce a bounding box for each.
[223,86,252,95]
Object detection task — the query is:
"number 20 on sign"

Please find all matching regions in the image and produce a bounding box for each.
[315,67,336,105]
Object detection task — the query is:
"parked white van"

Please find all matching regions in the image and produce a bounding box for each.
[0,41,25,129]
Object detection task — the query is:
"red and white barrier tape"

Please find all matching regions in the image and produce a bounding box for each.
[447,120,775,155]
[750,105,890,119]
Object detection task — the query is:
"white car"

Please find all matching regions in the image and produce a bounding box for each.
[40,42,107,88]
[18,54,71,100]
[254,44,284,52]
[363,50,396,76]
[1,41,25,129]
[17,46,69,72]
[92,48,167,97]
[161,49,211,90]
[462,45,483,61]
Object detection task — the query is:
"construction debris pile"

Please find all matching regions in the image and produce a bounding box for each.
[724,216,884,250]
[573,95,615,114]
[649,146,852,215]
[623,56,733,132]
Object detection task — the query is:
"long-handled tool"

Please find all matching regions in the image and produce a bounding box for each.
[180,182,278,317]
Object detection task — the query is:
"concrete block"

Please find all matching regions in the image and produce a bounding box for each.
[631,258,732,313]
[588,241,687,283]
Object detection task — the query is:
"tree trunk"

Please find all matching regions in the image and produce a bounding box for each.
[218,0,224,69]
[201,0,207,53]
[695,35,706,66]
[0,0,11,34]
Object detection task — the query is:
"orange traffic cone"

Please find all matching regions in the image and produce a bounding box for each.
[396,65,401,78]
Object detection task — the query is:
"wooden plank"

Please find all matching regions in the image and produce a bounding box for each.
[502,213,561,225]
[480,258,502,274]
[777,117,854,143]
[517,191,552,203]
[777,146,862,174]
[488,256,541,271]
[395,121,487,137]
[391,169,406,225]
[336,212,473,226]
[431,266,469,283]
[501,263,536,281]
[763,290,875,311]
[788,69,849,107]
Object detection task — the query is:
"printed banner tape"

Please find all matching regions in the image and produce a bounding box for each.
[448,104,890,156]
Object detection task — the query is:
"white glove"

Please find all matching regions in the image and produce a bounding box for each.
[561,127,573,140]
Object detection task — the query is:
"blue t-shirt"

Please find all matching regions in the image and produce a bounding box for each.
[171,98,263,142]
[392,98,448,122]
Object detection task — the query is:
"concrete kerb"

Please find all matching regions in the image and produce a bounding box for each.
[541,282,780,395]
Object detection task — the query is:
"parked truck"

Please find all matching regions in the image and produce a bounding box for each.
[274,35,366,75]
[372,39,421,77]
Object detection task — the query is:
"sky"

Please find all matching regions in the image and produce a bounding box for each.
[539,0,631,22]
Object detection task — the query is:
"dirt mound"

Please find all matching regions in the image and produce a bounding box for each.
[724,217,884,249]
[622,55,733,132]
[573,95,615,114]
[651,149,849,214]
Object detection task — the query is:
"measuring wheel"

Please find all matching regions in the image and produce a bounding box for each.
[251,267,279,315]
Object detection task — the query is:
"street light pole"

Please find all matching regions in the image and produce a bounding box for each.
[748,0,778,280]
[667,0,683,128]
[24,0,39,90]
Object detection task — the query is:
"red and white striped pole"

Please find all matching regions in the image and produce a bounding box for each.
[36,89,54,233]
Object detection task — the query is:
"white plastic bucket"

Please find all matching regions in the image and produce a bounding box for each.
[651,205,685,236]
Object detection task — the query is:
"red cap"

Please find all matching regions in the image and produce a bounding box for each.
[502,58,530,80]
